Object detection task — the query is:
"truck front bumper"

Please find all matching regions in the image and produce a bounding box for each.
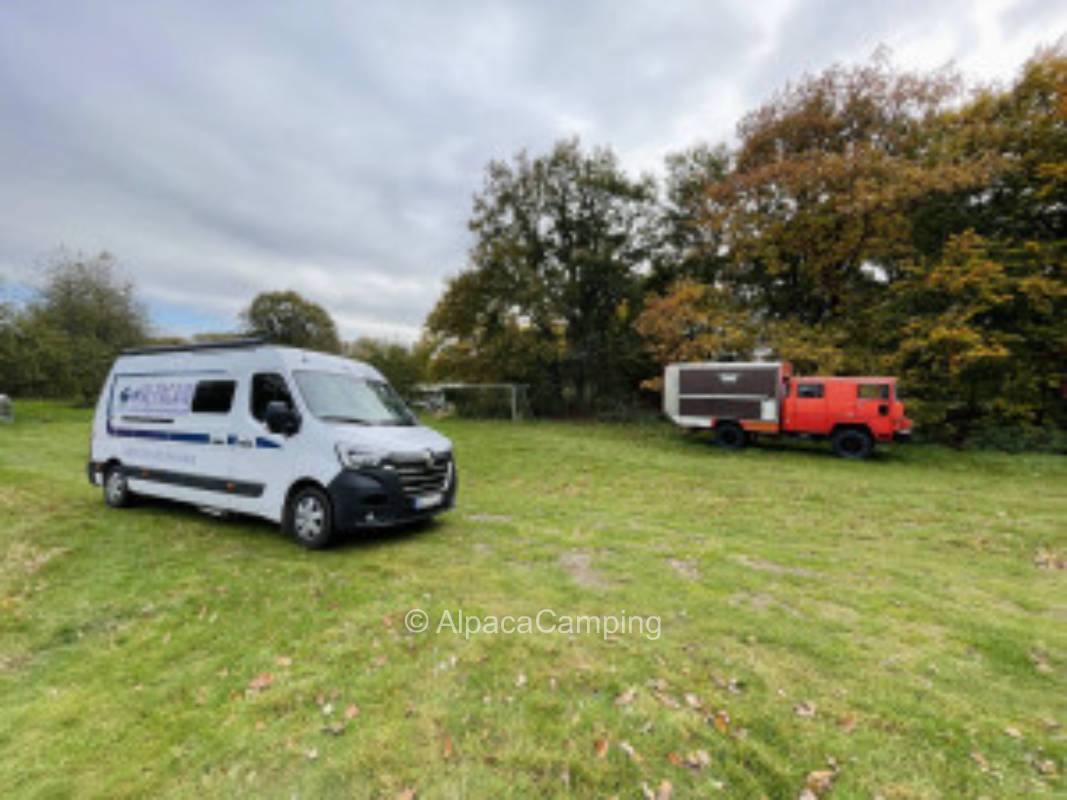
[325,463,457,534]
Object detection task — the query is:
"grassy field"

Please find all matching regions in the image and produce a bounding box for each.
[1,401,1065,799]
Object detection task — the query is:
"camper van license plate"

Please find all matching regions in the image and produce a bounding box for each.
[414,492,442,510]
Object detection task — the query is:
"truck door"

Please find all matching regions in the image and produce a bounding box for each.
[786,381,827,434]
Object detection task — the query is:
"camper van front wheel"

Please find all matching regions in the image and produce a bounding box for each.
[104,465,132,508]
[285,486,334,549]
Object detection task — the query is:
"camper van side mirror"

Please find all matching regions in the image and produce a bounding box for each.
[265,401,300,436]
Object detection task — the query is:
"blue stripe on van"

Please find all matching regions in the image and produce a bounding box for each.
[255,437,282,449]
[107,424,211,444]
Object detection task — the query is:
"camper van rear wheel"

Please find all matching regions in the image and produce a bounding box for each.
[104,464,132,508]
[716,422,747,450]
[285,486,334,549]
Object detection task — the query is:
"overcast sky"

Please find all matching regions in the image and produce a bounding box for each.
[1,1,1063,342]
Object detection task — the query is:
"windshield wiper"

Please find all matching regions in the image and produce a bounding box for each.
[320,415,372,425]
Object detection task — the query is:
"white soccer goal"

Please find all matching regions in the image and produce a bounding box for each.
[410,383,531,421]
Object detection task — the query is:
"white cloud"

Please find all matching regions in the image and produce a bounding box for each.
[0,0,1063,342]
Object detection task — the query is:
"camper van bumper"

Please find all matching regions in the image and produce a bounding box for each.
[325,467,456,532]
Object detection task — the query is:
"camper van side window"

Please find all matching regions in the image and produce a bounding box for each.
[191,380,236,414]
[251,373,294,421]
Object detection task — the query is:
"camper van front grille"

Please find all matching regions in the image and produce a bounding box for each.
[387,452,452,496]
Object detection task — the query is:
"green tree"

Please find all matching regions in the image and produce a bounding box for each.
[347,337,427,398]
[25,251,148,400]
[646,144,730,292]
[425,139,656,414]
[241,290,341,353]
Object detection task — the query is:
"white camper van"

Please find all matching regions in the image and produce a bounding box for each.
[88,339,456,548]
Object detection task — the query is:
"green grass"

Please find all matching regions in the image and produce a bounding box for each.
[1,400,1065,799]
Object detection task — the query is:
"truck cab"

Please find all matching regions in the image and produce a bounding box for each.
[782,376,911,457]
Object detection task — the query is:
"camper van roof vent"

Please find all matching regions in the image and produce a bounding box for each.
[121,337,268,356]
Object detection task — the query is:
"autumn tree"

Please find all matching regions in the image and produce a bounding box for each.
[637,46,1066,443]
[425,139,656,414]
[241,290,341,353]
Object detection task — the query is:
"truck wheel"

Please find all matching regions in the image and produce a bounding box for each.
[832,428,873,459]
[716,422,747,450]
[285,485,334,549]
[103,463,133,507]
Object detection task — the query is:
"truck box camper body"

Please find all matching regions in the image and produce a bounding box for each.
[663,361,911,458]
[88,340,456,547]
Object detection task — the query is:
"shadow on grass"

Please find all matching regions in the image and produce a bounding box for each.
[673,428,904,464]
[121,493,443,552]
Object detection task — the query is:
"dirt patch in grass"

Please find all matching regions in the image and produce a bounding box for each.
[666,558,700,581]
[559,550,609,588]
[1,542,70,576]
[466,513,516,524]
[733,554,822,579]
[727,591,802,617]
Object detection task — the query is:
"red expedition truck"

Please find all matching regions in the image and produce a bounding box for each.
[663,362,912,459]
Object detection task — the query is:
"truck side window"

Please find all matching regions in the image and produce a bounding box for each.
[251,373,294,421]
[191,380,236,414]
[796,383,824,399]
[858,384,890,400]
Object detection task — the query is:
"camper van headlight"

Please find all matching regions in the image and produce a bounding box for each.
[335,443,383,470]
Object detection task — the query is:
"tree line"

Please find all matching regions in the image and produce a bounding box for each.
[0,261,427,402]
[424,46,1066,445]
[2,47,1063,446]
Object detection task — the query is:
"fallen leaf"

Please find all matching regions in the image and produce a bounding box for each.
[619,740,642,762]
[1034,548,1065,570]
[396,788,416,800]
[321,721,346,736]
[646,678,669,691]
[247,673,273,691]
[614,687,637,706]
[971,750,989,772]
[1034,758,1057,775]
[306,747,319,760]
[667,751,682,767]
[794,700,816,718]
[797,790,818,800]
[712,710,730,734]
[594,737,609,758]
[516,672,527,688]
[274,655,292,667]
[837,714,857,733]
[322,703,334,716]
[442,737,453,760]
[344,703,360,720]
[805,769,836,793]
[1003,726,1022,739]
[655,691,681,709]
[685,750,711,770]
[684,693,702,709]
[656,779,673,800]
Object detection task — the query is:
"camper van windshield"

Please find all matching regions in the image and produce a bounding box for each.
[293,371,415,426]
